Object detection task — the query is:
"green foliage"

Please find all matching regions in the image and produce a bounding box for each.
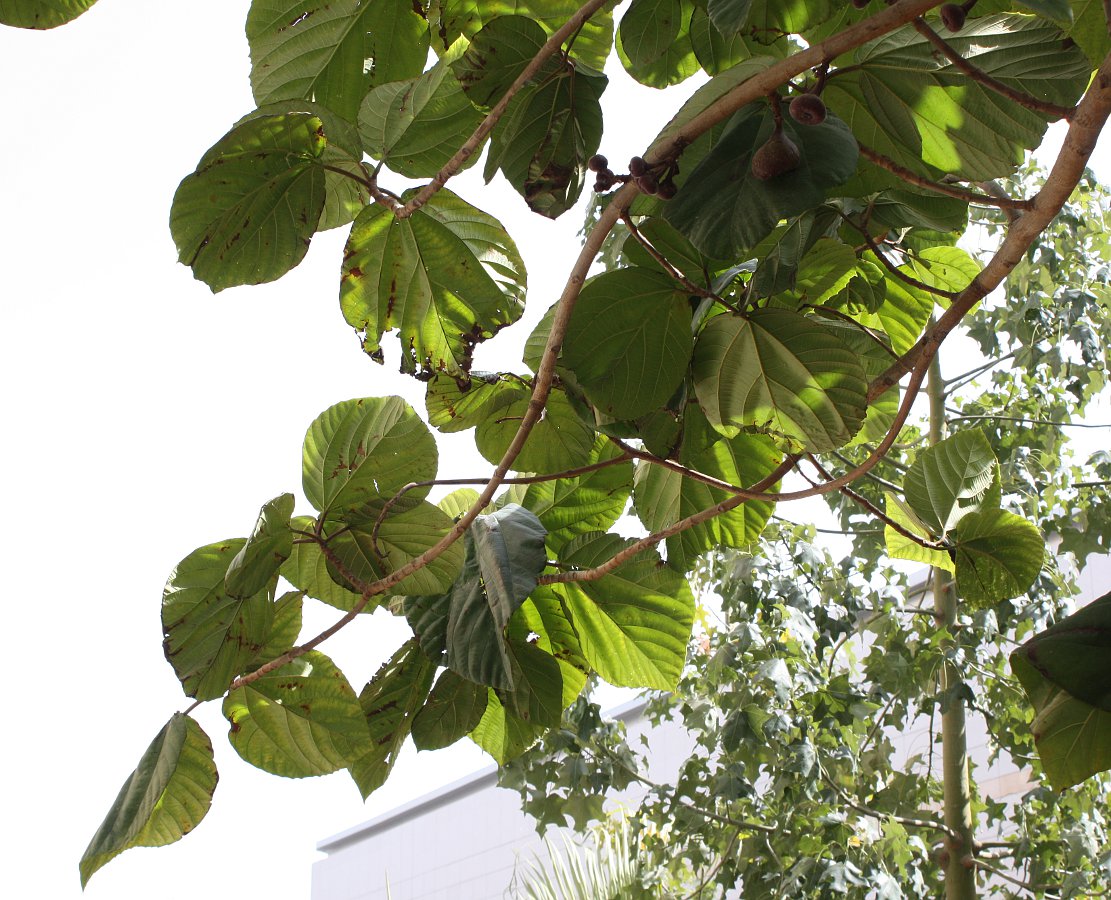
[44,0,1111,887]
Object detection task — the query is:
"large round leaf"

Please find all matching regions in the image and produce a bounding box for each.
[903,429,999,537]
[616,0,700,89]
[551,533,694,690]
[475,385,596,475]
[162,540,275,701]
[225,493,295,599]
[341,189,527,377]
[452,15,548,108]
[692,308,867,451]
[301,396,437,518]
[953,509,1044,607]
[562,267,693,421]
[246,0,429,123]
[80,714,217,887]
[223,650,369,778]
[411,670,489,752]
[170,113,328,292]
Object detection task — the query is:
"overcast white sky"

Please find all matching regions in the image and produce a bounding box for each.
[1,4,1108,900]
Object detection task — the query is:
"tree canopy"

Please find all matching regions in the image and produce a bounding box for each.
[3,0,1110,894]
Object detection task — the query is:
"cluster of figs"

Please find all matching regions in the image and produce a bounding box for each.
[591,0,976,197]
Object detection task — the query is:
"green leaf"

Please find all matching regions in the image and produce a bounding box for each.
[439,488,482,521]
[665,104,859,258]
[952,509,1044,607]
[689,4,787,74]
[405,593,450,663]
[901,247,980,307]
[162,540,275,701]
[359,49,484,179]
[426,372,521,436]
[633,432,780,572]
[616,0,699,88]
[705,0,752,33]
[80,714,216,887]
[1011,591,1111,712]
[883,492,955,573]
[281,517,364,611]
[500,637,567,727]
[246,0,429,123]
[323,501,465,597]
[551,533,694,690]
[411,670,489,751]
[341,188,527,376]
[452,15,548,108]
[469,689,545,764]
[523,437,634,554]
[750,208,841,297]
[562,268,694,420]
[348,639,436,798]
[169,113,327,292]
[1068,0,1111,66]
[250,590,304,665]
[822,15,1089,181]
[1012,651,1111,790]
[475,384,596,475]
[302,396,437,518]
[620,217,725,287]
[692,308,868,451]
[852,260,934,355]
[786,238,860,306]
[904,429,1000,536]
[484,66,606,218]
[433,0,615,72]
[444,505,548,689]
[0,0,96,28]
[236,100,369,231]
[1014,0,1072,22]
[226,493,295,598]
[223,650,369,778]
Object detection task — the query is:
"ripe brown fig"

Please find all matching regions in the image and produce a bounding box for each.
[940,3,966,32]
[751,127,801,180]
[588,154,609,173]
[636,171,659,194]
[656,180,677,200]
[628,156,649,177]
[789,93,827,126]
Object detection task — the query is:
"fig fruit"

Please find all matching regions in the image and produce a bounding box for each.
[588,154,609,173]
[751,128,801,180]
[628,156,649,177]
[940,3,966,32]
[789,93,827,125]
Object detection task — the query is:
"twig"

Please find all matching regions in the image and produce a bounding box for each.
[912,17,1075,122]
[804,305,900,359]
[621,214,723,303]
[395,0,612,218]
[857,144,1032,210]
[969,856,1060,896]
[840,213,961,302]
[821,767,959,841]
[944,413,1111,429]
[806,454,947,551]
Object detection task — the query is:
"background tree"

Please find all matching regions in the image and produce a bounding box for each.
[2,1,1109,896]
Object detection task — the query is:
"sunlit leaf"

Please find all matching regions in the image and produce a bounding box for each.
[562,268,694,420]
[693,308,867,451]
[470,689,545,764]
[226,493,295,598]
[883,493,955,573]
[162,540,275,701]
[281,517,364,611]
[80,714,216,887]
[904,429,999,536]
[223,650,369,778]
[247,0,429,123]
[0,0,96,29]
[341,189,527,376]
[952,508,1044,607]
[169,113,327,291]
[474,384,596,474]
[453,15,548,108]
[348,639,435,797]
[302,396,437,518]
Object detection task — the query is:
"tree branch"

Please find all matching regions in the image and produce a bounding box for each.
[395,0,613,218]
[621,214,723,303]
[912,17,1076,121]
[857,144,1032,210]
